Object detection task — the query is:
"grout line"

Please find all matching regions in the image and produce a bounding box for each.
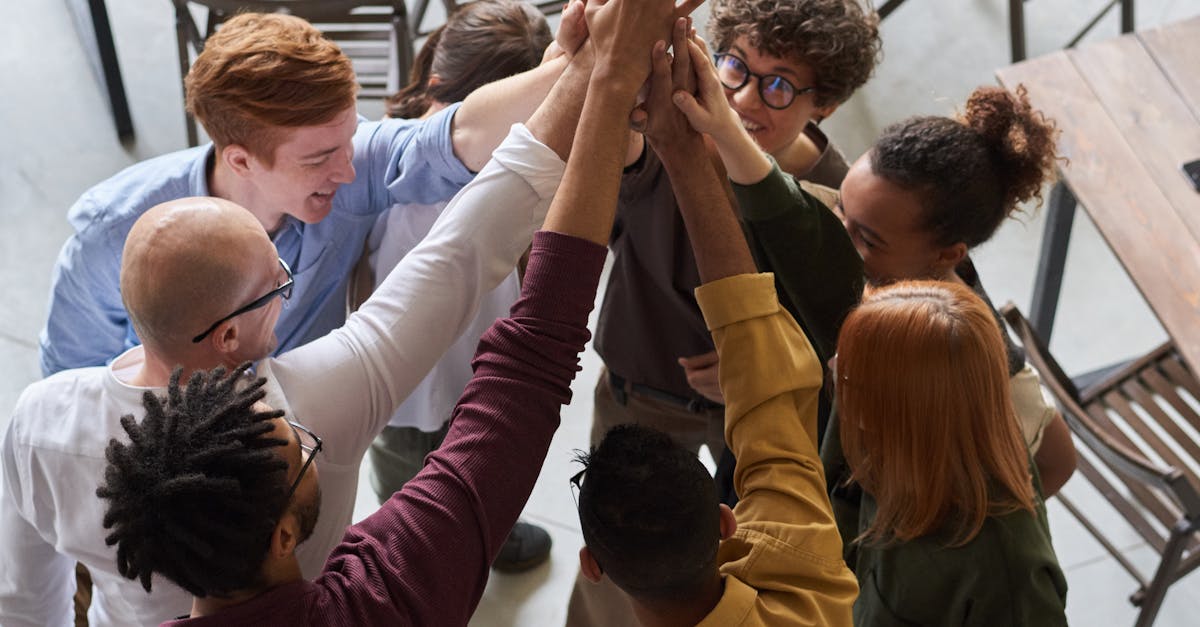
[0,331,37,351]
[1063,540,1149,571]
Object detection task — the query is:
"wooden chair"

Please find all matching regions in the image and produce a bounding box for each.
[1002,305,1200,626]
[171,0,410,146]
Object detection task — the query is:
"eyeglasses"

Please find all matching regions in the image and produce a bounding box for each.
[569,468,586,510]
[285,420,322,501]
[192,258,294,343]
[713,53,816,110]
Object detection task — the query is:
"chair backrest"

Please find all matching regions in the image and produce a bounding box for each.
[1001,304,1200,553]
[195,1,406,98]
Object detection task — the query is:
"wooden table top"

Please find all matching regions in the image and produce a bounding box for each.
[996,16,1200,372]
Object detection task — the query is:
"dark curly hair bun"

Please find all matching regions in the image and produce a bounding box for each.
[871,84,1060,249]
[961,85,1059,213]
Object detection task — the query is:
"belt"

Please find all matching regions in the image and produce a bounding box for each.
[607,371,722,413]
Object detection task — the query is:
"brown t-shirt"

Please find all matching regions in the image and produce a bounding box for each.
[594,123,849,398]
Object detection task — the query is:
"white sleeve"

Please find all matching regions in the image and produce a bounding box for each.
[0,422,76,627]
[1010,362,1059,455]
[262,124,563,464]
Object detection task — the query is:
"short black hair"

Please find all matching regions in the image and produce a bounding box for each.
[96,364,291,597]
[575,424,721,601]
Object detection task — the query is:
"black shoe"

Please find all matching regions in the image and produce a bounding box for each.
[492,520,552,573]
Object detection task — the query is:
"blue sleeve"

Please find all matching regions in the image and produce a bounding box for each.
[38,203,132,376]
[384,104,475,206]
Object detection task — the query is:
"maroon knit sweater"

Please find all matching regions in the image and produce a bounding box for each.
[163,232,607,627]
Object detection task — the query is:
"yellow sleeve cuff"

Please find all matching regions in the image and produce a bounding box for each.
[695,273,781,331]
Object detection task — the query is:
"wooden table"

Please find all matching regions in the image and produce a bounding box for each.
[996,15,1200,373]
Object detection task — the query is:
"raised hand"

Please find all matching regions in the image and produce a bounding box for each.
[669,35,741,142]
[678,350,725,404]
[584,0,691,91]
[542,0,588,62]
[639,17,702,151]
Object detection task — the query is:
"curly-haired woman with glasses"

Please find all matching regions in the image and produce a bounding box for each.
[567,3,882,625]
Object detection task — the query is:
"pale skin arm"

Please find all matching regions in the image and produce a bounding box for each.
[672,36,773,186]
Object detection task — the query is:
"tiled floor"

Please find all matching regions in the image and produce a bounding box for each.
[4,0,1200,624]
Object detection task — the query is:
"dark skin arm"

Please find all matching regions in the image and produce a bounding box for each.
[643,18,756,283]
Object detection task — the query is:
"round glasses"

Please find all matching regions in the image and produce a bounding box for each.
[713,53,816,110]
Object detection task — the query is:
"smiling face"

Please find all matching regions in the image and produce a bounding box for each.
[721,36,824,156]
[247,105,359,226]
[838,154,949,285]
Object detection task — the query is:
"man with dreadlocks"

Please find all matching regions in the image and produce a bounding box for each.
[86,0,677,622]
[0,0,699,622]
[0,32,595,627]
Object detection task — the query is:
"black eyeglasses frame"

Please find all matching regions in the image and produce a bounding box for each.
[285,420,322,501]
[192,257,294,343]
[713,52,817,111]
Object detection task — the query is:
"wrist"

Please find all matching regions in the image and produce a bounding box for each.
[715,124,771,185]
[653,131,706,163]
[591,63,645,100]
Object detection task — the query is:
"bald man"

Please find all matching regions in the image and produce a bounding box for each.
[0,62,583,623]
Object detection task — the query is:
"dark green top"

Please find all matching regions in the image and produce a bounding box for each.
[732,163,1068,626]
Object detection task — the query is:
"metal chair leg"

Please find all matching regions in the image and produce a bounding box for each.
[1120,0,1135,33]
[1029,181,1076,341]
[85,0,134,141]
[172,1,199,147]
[1009,0,1027,62]
[1133,522,1191,627]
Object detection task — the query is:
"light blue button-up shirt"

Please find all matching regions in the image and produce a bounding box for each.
[39,104,472,376]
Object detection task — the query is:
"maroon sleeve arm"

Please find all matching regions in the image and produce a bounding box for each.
[309,230,607,625]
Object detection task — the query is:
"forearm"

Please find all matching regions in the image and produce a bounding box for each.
[710,121,773,185]
[452,55,569,172]
[525,48,594,161]
[657,137,756,282]
[540,71,638,245]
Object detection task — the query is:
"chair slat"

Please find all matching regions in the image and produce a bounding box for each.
[1075,451,1168,552]
[1086,401,1183,532]
[1132,369,1200,464]
[1111,383,1197,476]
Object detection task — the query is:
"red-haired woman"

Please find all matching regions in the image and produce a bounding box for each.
[670,35,1072,622]
[835,281,1066,624]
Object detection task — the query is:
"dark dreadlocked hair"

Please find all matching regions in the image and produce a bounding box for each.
[96,364,292,597]
[575,424,721,602]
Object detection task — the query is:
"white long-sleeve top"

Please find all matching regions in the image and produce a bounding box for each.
[364,202,520,433]
[0,124,563,627]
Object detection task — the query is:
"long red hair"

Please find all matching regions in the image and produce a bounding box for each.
[837,280,1036,546]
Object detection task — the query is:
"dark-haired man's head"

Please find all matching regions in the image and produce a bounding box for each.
[575,424,736,620]
[96,365,322,603]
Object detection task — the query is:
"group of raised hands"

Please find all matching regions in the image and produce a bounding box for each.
[550,0,746,149]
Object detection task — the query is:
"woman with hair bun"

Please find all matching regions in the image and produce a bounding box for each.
[672,37,1072,620]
